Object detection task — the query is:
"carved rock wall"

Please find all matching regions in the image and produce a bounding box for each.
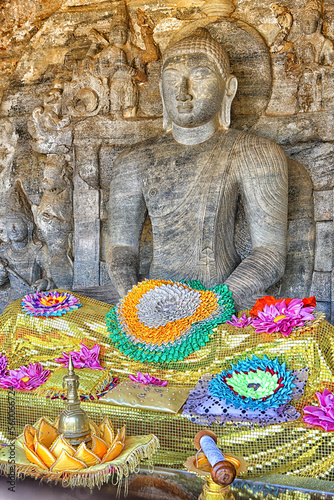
[0,0,333,320]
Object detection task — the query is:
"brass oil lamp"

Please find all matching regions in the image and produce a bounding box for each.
[57,354,92,446]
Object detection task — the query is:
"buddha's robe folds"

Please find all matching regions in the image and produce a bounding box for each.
[107,128,288,309]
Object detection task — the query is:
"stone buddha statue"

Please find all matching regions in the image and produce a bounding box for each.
[106,28,289,311]
[0,179,55,303]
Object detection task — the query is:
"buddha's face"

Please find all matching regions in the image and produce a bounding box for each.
[301,11,320,35]
[110,25,128,47]
[6,216,28,243]
[161,53,225,129]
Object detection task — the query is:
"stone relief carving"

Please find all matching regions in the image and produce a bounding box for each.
[0,179,55,303]
[286,0,334,112]
[64,1,160,120]
[0,120,17,195]
[270,3,293,54]
[106,28,289,311]
[27,84,73,154]
[34,155,74,291]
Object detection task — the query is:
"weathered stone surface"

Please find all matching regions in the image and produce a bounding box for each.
[267,160,315,299]
[310,271,331,302]
[314,221,333,272]
[284,142,334,190]
[314,190,333,221]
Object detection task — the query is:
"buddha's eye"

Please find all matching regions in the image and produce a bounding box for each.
[191,67,214,81]
[163,70,181,86]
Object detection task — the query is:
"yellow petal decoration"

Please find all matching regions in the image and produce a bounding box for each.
[21,416,130,472]
[36,418,59,449]
[34,441,56,469]
[74,442,101,467]
[89,420,99,436]
[23,424,35,451]
[101,426,126,464]
[91,435,108,459]
[23,443,48,470]
[100,418,114,447]
[50,450,87,473]
[50,434,76,458]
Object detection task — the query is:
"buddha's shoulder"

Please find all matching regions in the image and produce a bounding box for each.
[230,129,285,153]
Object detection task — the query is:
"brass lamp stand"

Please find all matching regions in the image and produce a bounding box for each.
[184,430,248,500]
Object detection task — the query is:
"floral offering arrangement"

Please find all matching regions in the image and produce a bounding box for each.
[106,279,235,363]
[129,371,168,386]
[182,355,309,427]
[0,354,50,390]
[227,296,316,337]
[22,290,81,317]
[55,343,104,370]
[209,356,296,410]
[303,389,334,431]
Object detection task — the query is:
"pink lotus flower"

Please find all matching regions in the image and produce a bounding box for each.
[0,353,7,377]
[55,343,104,370]
[0,363,50,390]
[251,299,315,337]
[129,371,167,386]
[226,313,253,328]
[303,389,334,431]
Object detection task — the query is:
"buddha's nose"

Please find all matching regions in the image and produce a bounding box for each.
[176,77,192,102]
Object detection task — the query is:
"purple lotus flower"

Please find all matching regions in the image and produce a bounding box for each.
[303,389,334,431]
[129,371,168,386]
[0,363,50,390]
[251,299,315,337]
[226,313,253,328]
[55,343,104,370]
[21,290,81,317]
[0,353,7,377]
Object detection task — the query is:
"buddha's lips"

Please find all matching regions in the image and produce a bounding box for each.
[177,103,193,113]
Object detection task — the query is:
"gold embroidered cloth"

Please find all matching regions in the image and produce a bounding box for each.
[1,293,334,479]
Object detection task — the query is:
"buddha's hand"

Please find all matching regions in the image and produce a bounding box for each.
[32,278,50,292]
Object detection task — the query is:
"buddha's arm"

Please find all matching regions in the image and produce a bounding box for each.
[224,138,288,310]
[106,153,147,297]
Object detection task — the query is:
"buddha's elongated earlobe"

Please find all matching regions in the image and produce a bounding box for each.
[219,75,238,129]
[159,81,172,131]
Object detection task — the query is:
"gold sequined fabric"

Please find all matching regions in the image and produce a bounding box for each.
[1,293,334,479]
[36,367,113,399]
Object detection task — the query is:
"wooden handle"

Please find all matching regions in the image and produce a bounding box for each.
[211,460,236,486]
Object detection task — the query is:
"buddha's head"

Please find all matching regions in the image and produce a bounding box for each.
[301,0,323,35]
[161,28,237,132]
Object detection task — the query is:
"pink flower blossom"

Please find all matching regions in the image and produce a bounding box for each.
[251,299,315,337]
[0,353,7,377]
[129,371,167,386]
[55,343,104,370]
[303,389,334,431]
[0,363,50,390]
[226,313,253,328]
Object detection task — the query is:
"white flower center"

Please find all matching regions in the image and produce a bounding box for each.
[136,284,201,328]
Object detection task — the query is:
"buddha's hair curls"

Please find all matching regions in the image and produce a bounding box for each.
[162,28,230,80]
